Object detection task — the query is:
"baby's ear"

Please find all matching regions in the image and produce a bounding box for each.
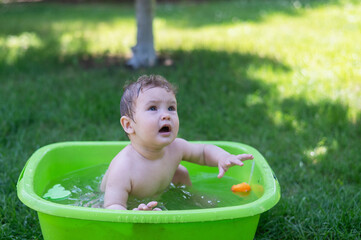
[120,116,134,134]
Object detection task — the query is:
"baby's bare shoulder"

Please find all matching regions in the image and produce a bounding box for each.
[172,138,197,151]
[108,146,135,172]
[171,138,204,162]
[172,138,188,147]
[168,138,193,158]
[169,138,188,152]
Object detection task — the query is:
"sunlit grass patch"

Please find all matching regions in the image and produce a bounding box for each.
[0,32,43,64]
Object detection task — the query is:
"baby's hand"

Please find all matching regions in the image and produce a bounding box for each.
[218,154,254,178]
[133,201,162,211]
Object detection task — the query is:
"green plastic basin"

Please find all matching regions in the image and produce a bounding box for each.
[17,141,280,240]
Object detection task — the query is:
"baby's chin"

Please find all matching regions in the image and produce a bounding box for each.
[156,135,177,145]
[155,133,177,145]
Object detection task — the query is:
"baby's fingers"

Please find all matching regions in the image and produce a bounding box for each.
[231,160,244,167]
[237,154,254,161]
[133,201,159,211]
[230,154,254,167]
[218,166,226,179]
[147,201,158,209]
[133,203,147,210]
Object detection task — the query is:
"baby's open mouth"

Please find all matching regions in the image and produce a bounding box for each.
[159,125,171,133]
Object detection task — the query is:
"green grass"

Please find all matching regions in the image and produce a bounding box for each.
[1,0,360,239]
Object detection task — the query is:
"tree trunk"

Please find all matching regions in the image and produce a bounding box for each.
[127,0,157,68]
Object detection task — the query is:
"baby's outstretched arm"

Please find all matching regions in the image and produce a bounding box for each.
[177,139,253,178]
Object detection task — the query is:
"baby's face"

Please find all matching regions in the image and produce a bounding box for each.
[131,87,179,147]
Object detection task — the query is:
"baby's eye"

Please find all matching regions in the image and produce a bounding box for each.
[148,106,157,111]
[168,106,176,111]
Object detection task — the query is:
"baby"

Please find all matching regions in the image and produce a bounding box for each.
[100,75,253,211]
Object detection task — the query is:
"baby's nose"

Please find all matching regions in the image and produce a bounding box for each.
[161,113,171,120]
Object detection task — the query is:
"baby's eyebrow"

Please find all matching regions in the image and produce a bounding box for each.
[146,100,177,105]
[146,100,160,105]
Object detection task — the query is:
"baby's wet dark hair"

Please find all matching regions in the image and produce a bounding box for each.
[120,75,177,121]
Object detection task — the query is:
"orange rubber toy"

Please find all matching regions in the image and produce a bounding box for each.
[231,182,251,193]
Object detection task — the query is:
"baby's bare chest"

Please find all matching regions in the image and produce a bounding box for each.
[129,157,181,198]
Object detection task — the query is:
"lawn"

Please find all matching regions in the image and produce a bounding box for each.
[1,0,360,239]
